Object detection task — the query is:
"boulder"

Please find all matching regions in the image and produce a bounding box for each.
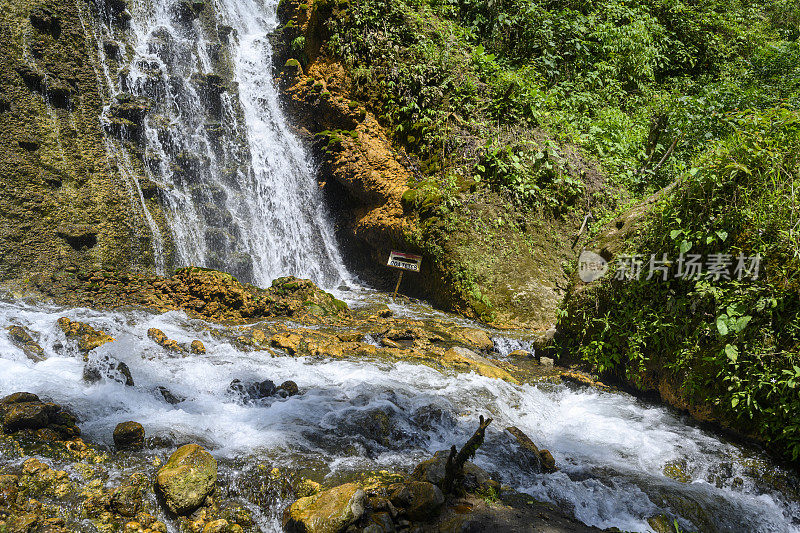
[389,481,444,521]
[113,421,145,451]
[110,484,143,516]
[191,340,206,354]
[0,393,79,437]
[156,444,217,515]
[283,482,366,533]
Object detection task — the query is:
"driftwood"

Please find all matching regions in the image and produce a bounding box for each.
[441,415,493,494]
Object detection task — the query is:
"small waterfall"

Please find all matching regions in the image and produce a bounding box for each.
[108,0,349,288]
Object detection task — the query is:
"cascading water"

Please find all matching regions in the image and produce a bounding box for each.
[114,0,348,287]
[1,301,799,533]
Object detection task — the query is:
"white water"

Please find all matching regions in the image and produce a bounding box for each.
[106,0,349,287]
[1,300,798,533]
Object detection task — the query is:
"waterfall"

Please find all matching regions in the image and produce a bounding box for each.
[112,0,349,288]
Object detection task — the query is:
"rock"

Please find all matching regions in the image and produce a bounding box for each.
[504,426,544,473]
[539,449,557,473]
[0,393,79,437]
[203,519,229,533]
[389,481,444,521]
[191,340,206,354]
[147,328,183,352]
[228,379,282,402]
[0,474,19,506]
[57,317,115,353]
[158,386,184,404]
[156,444,217,515]
[2,401,53,432]
[114,421,145,451]
[507,349,531,358]
[279,380,299,397]
[6,325,46,362]
[111,485,143,516]
[459,328,494,351]
[539,356,554,367]
[440,347,518,383]
[283,482,366,533]
[55,224,98,250]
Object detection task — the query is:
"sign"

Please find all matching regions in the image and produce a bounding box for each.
[387,251,422,272]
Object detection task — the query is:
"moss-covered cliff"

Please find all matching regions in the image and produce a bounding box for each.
[272,0,606,328]
[0,0,173,285]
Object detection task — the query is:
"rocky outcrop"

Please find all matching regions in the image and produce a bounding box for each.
[5,325,46,361]
[0,392,79,439]
[156,444,218,515]
[36,267,350,323]
[57,317,115,353]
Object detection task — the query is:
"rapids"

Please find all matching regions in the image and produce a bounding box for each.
[1,299,798,532]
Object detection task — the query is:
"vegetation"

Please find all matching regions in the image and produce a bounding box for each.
[310,0,800,459]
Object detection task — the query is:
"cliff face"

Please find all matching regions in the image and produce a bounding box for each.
[272,0,604,328]
[0,0,172,285]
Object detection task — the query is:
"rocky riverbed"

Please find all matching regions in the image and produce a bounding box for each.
[2,270,800,532]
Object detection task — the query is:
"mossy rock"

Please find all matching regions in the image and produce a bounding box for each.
[156,444,217,515]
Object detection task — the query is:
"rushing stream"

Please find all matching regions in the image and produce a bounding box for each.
[3,0,799,532]
[1,299,799,532]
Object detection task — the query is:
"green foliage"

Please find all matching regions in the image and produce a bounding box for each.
[559,107,800,461]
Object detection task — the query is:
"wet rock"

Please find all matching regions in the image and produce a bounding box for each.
[191,340,206,354]
[228,379,291,402]
[539,449,557,473]
[55,224,98,250]
[411,450,495,494]
[147,328,183,352]
[29,5,61,37]
[57,317,115,353]
[203,519,229,533]
[504,426,544,473]
[0,474,19,506]
[158,386,184,404]
[114,421,145,451]
[283,482,366,533]
[84,356,134,386]
[279,380,299,397]
[507,349,531,358]
[156,444,217,515]
[111,484,143,516]
[540,356,554,367]
[389,481,444,521]
[6,325,46,362]
[440,347,517,383]
[0,393,79,437]
[459,328,494,352]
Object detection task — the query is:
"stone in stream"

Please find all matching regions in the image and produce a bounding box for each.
[228,379,300,402]
[156,444,217,515]
[0,392,80,437]
[158,386,184,405]
[147,327,183,352]
[191,339,206,354]
[5,325,46,362]
[283,482,367,533]
[113,421,145,451]
[83,356,135,386]
[504,426,558,473]
[57,317,115,353]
